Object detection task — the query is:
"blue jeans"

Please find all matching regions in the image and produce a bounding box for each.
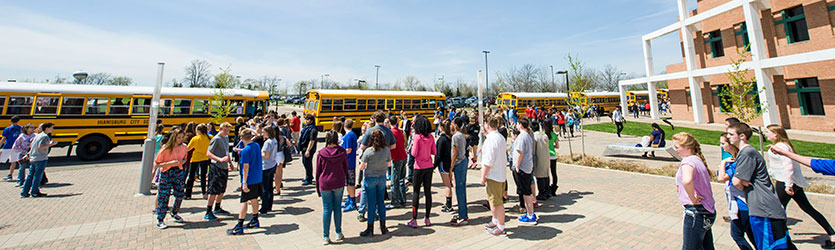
[390,160,407,206]
[302,154,314,182]
[16,154,28,186]
[682,205,715,250]
[364,176,386,224]
[358,181,367,214]
[453,159,468,219]
[730,209,754,250]
[321,187,343,238]
[21,160,47,196]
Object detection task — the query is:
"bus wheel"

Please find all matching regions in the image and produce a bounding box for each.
[76,136,111,161]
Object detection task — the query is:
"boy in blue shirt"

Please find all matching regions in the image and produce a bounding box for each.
[341,119,359,212]
[227,129,263,235]
[2,116,22,181]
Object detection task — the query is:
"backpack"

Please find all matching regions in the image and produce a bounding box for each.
[279,127,293,163]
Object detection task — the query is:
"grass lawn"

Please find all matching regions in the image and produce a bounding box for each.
[584,121,835,159]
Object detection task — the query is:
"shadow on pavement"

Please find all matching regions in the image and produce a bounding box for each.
[261,223,300,235]
[47,152,143,168]
[792,232,829,246]
[40,193,82,198]
[506,226,563,240]
[273,197,304,205]
[280,206,313,215]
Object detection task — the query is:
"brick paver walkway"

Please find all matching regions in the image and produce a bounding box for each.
[0,147,832,249]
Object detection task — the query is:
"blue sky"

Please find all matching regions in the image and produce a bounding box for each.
[0,0,697,89]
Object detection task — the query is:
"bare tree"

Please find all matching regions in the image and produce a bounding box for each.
[76,73,111,85]
[108,76,133,86]
[403,76,422,91]
[260,75,282,94]
[599,64,623,92]
[169,78,183,87]
[184,59,212,88]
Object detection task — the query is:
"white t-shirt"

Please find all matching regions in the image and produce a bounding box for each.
[766,142,809,188]
[481,130,507,182]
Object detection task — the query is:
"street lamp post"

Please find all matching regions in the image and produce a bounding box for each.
[556,70,573,158]
[482,51,490,95]
[137,62,165,196]
[549,65,555,91]
[321,74,330,89]
[374,65,380,90]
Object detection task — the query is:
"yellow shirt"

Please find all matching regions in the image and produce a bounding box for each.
[187,134,212,162]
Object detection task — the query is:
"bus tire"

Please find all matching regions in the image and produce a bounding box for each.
[76,135,112,161]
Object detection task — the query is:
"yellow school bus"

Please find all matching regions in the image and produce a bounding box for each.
[627,90,668,105]
[657,89,669,100]
[0,82,269,160]
[302,89,446,131]
[497,92,569,117]
[571,92,621,112]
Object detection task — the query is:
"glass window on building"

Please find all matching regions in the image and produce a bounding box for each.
[735,22,750,51]
[780,5,810,44]
[705,30,724,58]
[794,78,825,115]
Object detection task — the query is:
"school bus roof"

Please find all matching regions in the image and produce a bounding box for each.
[584,91,621,97]
[0,82,268,98]
[310,89,445,97]
[504,92,568,99]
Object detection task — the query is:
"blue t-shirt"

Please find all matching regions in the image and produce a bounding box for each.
[650,130,665,147]
[811,159,835,176]
[342,131,358,170]
[448,111,455,121]
[721,148,732,160]
[723,161,748,211]
[240,142,263,185]
[2,125,22,149]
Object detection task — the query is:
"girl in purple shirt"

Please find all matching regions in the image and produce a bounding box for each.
[672,132,715,250]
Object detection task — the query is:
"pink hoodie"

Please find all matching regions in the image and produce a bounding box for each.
[410,134,436,170]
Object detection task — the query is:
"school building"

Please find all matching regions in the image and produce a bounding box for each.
[618,0,835,132]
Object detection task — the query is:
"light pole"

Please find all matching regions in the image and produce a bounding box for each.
[137,62,165,196]
[556,70,573,157]
[374,65,380,90]
[549,65,555,91]
[482,51,490,95]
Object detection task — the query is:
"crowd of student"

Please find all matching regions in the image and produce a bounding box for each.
[674,117,835,250]
[4,103,835,249]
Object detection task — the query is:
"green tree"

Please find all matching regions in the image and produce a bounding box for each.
[209,66,237,125]
[566,54,595,159]
[721,46,767,153]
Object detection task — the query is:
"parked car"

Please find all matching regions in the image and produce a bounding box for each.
[447,97,466,108]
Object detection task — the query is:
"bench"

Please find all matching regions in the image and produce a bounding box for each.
[602,143,682,160]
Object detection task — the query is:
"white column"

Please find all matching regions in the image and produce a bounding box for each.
[678,0,706,123]
[619,84,628,113]
[643,39,660,119]
[742,1,780,126]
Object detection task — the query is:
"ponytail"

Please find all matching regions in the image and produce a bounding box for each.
[673,132,713,178]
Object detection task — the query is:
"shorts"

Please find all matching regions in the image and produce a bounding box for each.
[749,216,792,250]
[485,179,506,207]
[345,168,356,186]
[0,149,20,163]
[513,170,533,196]
[240,183,263,202]
[275,152,285,166]
[292,132,300,144]
[206,165,229,195]
[438,161,451,174]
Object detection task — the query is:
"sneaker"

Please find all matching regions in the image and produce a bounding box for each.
[301,180,312,186]
[341,199,350,209]
[234,187,242,192]
[322,237,330,245]
[156,221,167,229]
[385,204,394,210]
[342,203,357,212]
[407,219,418,228]
[487,227,506,236]
[204,213,218,221]
[31,192,48,197]
[450,216,468,226]
[14,183,22,187]
[424,218,432,226]
[483,222,497,229]
[335,233,344,241]
[226,225,244,235]
[824,240,835,249]
[357,214,367,222]
[519,214,538,225]
[214,209,231,216]
[20,193,29,198]
[171,213,184,223]
[246,219,260,228]
[441,205,454,214]
[2,175,11,181]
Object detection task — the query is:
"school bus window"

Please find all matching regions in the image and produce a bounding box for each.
[109,97,130,115]
[333,99,343,111]
[132,98,151,115]
[34,96,59,115]
[355,99,365,111]
[7,96,33,115]
[0,96,6,115]
[321,99,333,111]
[158,99,172,116]
[367,99,377,110]
[344,99,357,111]
[229,100,244,114]
[61,97,84,115]
[193,99,209,114]
[85,98,107,115]
[173,99,191,115]
[394,99,403,110]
